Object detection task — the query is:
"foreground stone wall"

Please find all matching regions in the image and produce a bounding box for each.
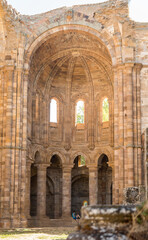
[67,205,148,240]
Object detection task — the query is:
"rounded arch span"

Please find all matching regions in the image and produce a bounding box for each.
[48,151,66,165]
[94,149,113,167]
[71,152,90,165]
[25,24,116,66]
[71,93,89,104]
[49,94,64,104]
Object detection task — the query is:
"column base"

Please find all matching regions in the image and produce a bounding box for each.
[0,215,27,229]
[27,215,75,227]
[0,218,11,229]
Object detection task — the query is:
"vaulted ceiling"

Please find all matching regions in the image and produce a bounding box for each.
[29,29,113,97]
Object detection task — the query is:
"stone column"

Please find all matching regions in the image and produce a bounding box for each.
[62,165,72,218]
[113,67,120,204]
[2,61,15,228]
[36,164,47,218]
[117,66,124,203]
[88,166,98,205]
[20,68,28,227]
[124,64,134,187]
[136,64,143,186]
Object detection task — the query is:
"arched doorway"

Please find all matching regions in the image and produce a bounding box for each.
[71,155,89,215]
[30,164,37,216]
[46,155,62,218]
[98,154,112,204]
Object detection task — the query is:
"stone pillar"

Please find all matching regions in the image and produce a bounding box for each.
[113,67,120,204]
[136,64,143,186]
[124,63,134,187]
[62,165,72,218]
[117,66,124,203]
[88,166,98,205]
[20,68,28,227]
[113,63,142,204]
[36,164,47,218]
[1,62,15,228]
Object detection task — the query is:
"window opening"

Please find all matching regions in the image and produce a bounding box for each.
[50,98,57,123]
[78,155,86,167]
[102,98,109,122]
[76,100,84,124]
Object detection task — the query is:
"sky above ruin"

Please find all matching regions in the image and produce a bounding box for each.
[6,0,148,22]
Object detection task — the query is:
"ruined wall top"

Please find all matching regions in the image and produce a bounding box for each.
[0,0,129,21]
[0,0,20,20]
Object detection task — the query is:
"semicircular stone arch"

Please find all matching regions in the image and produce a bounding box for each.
[25,24,116,67]
[47,151,66,166]
[94,149,113,167]
[71,152,90,166]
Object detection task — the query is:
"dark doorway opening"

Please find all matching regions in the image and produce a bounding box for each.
[98,154,112,204]
[46,154,62,218]
[71,155,89,215]
[30,164,37,216]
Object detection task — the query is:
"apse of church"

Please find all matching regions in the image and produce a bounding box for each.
[0,0,148,228]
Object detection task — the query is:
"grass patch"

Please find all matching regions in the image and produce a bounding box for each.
[0,234,19,239]
[0,227,74,240]
[51,234,68,239]
[38,236,49,239]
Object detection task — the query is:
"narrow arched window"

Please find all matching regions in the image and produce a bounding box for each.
[102,98,109,122]
[76,100,84,125]
[50,98,57,123]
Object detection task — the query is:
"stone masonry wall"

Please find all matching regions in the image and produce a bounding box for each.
[0,0,148,228]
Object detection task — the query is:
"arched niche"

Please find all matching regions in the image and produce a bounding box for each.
[71,155,89,215]
[98,154,112,204]
[46,154,62,219]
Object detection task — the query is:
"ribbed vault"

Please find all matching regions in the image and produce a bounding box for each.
[29,29,113,96]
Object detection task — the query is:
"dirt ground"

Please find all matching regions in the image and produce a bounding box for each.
[0,227,76,240]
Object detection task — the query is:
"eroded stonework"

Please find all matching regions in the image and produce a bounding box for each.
[0,0,148,228]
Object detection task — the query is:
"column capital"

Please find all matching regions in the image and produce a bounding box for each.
[63,164,73,171]
[35,163,48,170]
[87,164,97,170]
[113,63,124,71]
[26,159,34,167]
[134,63,143,72]
[124,62,135,68]
[113,62,141,72]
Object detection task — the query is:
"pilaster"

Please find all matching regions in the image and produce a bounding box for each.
[36,164,47,218]
[88,166,98,205]
[62,165,72,218]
